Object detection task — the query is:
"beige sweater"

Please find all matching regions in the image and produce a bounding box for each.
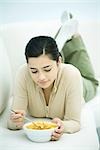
[10,63,85,133]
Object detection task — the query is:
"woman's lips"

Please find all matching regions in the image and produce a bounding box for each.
[38,81,48,85]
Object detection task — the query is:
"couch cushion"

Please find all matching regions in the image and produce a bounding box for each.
[0,99,99,150]
[86,83,100,128]
[0,37,12,114]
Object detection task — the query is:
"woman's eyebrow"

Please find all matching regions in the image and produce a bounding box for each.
[29,65,52,70]
[42,65,52,69]
[30,67,37,70]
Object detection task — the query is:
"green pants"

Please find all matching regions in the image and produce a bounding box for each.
[82,77,97,102]
[60,34,99,102]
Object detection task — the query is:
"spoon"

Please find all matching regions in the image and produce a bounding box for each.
[11,109,33,122]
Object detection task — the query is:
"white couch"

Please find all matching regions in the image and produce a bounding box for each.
[0,16,100,150]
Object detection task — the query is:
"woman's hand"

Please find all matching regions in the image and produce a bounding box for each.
[51,117,64,141]
[10,110,25,128]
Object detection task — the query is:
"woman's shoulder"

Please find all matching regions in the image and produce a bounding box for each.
[16,63,29,79]
[61,63,81,78]
[59,64,83,90]
[61,63,80,73]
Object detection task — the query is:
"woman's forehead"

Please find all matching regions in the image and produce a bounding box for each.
[28,55,55,68]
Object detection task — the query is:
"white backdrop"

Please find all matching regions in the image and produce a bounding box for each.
[0,0,100,77]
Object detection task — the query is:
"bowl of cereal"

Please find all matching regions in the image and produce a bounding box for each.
[23,121,57,142]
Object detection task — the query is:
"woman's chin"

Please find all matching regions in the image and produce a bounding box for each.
[38,82,52,89]
[39,84,50,89]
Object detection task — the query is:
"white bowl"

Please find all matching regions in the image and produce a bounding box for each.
[23,121,57,142]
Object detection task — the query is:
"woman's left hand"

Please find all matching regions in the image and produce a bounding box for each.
[51,117,64,141]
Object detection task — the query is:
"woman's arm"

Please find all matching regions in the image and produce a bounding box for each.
[63,65,85,133]
[7,65,28,130]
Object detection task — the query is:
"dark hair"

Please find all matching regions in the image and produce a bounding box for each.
[25,36,61,63]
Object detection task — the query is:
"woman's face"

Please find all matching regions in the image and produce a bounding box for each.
[28,55,60,89]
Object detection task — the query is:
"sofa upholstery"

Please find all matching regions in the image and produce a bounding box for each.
[0,37,12,114]
[0,17,100,149]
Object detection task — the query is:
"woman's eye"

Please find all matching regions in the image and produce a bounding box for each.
[32,71,38,74]
[44,69,52,72]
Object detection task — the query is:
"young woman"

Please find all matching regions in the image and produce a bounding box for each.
[8,36,85,141]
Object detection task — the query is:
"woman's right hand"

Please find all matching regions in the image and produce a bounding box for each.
[10,110,25,128]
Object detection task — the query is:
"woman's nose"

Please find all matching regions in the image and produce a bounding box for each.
[38,72,46,81]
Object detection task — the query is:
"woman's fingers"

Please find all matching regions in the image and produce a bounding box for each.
[10,110,25,123]
[11,109,25,116]
[51,117,64,141]
[51,131,63,141]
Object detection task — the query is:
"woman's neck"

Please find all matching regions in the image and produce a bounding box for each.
[42,83,54,106]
